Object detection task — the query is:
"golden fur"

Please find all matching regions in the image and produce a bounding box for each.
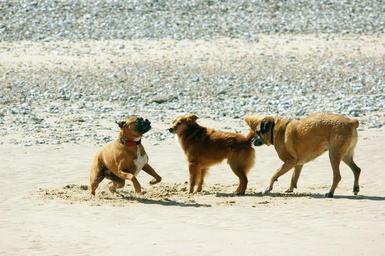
[245,113,361,198]
[89,116,161,196]
[169,114,255,194]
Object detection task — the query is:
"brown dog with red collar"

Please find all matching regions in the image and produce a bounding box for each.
[89,115,161,196]
[245,113,361,198]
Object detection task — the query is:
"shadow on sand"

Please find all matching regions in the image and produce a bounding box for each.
[215,191,385,201]
[117,193,211,207]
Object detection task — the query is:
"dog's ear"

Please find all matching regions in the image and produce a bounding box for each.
[116,120,126,128]
[260,117,274,134]
[188,114,198,122]
[260,121,270,133]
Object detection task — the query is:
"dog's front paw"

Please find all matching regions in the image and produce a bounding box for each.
[285,188,294,193]
[324,192,334,198]
[262,186,272,194]
[149,177,162,185]
[125,173,134,180]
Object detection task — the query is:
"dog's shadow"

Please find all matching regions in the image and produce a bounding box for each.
[216,191,385,201]
[116,192,211,207]
[330,194,385,201]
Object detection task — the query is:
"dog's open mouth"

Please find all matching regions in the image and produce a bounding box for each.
[134,117,151,134]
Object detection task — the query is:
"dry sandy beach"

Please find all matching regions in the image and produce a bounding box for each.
[1,118,384,256]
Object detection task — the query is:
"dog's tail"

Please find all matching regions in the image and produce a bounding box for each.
[351,119,359,129]
[245,130,255,144]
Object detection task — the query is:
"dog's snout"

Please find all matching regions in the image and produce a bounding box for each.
[252,135,264,146]
[134,117,151,133]
[168,128,174,133]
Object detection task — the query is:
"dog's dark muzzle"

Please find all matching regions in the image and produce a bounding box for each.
[252,134,264,146]
[135,117,151,134]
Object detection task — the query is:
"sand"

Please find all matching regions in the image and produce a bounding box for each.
[1,118,384,256]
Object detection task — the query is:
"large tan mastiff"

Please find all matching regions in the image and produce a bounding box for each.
[245,113,361,198]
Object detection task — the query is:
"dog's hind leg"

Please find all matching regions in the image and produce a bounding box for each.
[228,149,254,195]
[343,156,361,195]
[326,151,343,198]
[89,159,105,196]
[228,161,248,195]
[188,163,200,193]
[286,164,303,193]
[108,174,125,193]
[264,161,295,194]
[196,168,208,192]
[343,132,361,195]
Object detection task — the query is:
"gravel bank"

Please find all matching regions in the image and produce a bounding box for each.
[1,0,385,41]
[1,36,384,146]
[1,1,384,146]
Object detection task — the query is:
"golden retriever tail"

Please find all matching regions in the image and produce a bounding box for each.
[245,130,255,143]
[352,119,359,129]
[244,115,258,130]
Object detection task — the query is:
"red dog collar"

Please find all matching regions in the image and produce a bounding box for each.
[120,137,141,148]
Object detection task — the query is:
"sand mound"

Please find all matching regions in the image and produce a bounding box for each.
[33,183,324,208]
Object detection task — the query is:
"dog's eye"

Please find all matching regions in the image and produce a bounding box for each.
[176,122,181,126]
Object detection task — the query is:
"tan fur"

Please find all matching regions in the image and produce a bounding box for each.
[245,113,361,198]
[169,114,255,195]
[89,116,161,196]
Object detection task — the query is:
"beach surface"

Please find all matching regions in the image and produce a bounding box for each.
[1,120,384,256]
